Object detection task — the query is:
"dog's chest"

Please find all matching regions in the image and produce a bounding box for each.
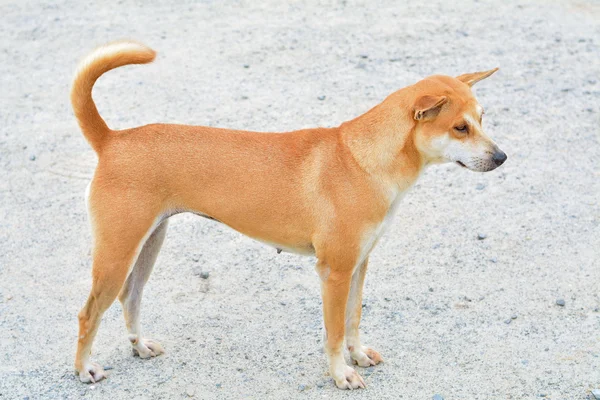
[356,190,405,267]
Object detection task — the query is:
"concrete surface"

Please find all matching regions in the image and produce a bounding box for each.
[0,0,599,399]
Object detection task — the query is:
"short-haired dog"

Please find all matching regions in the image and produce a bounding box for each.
[71,41,506,389]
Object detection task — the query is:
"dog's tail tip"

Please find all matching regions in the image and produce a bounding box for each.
[73,40,157,81]
[91,40,157,65]
[71,41,156,152]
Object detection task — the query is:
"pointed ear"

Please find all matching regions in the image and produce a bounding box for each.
[456,68,499,86]
[414,95,448,121]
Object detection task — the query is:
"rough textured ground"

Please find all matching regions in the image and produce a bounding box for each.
[1,0,599,399]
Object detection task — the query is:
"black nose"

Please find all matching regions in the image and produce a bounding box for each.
[492,150,507,166]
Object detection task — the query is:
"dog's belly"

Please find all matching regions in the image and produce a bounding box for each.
[191,211,315,256]
[255,238,315,256]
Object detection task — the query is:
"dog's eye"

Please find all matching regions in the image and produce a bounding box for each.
[454,125,468,133]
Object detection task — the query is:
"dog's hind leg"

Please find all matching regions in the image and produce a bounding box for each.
[75,187,163,383]
[345,257,383,367]
[119,219,168,359]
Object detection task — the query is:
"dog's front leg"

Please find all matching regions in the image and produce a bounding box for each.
[317,259,366,389]
[345,257,384,367]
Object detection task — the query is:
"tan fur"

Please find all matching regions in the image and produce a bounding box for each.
[72,41,506,388]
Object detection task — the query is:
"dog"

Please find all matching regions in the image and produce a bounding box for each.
[72,41,506,389]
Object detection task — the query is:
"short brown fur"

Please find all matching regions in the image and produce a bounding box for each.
[72,41,506,389]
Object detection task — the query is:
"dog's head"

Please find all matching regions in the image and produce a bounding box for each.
[411,69,506,172]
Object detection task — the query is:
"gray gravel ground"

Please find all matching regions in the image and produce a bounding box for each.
[1,0,599,399]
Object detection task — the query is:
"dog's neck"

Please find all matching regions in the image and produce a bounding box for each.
[339,93,425,192]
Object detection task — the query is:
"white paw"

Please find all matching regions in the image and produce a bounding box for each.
[129,335,165,358]
[77,362,106,383]
[333,365,366,390]
[350,346,384,367]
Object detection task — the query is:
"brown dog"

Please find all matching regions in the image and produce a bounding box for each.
[72,41,506,389]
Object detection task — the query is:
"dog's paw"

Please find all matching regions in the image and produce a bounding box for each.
[129,335,165,359]
[333,365,366,390]
[76,362,106,384]
[350,346,384,367]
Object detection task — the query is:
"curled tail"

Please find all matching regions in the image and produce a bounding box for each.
[71,41,156,152]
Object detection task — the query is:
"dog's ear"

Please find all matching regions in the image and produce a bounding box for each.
[456,68,499,87]
[414,95,448,121]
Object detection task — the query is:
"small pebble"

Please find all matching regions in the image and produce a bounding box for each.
[490,257,498,263]
[477,233,487,240]
[591,388,600,399]
[359,54,368,59]
[317,95,326,101]
[316,381,325,388]
[243,64,250,68]
[429,287,434,292]
[200,271,209,279]
[216,383,222,388]
[89,385,95,390]
[556,299,565,307]
[511,314,518,320]
[103,365,113,370]
[29,155,36,161]
[298,384,307,391]
[504,319,512,325]
[384,297,391,301]
[432,394,444,400]
[6,294,13,300]
[476,183,486,190]
[186,386,195,397]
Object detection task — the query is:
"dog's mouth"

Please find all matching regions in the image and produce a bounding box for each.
[456,161,467,168]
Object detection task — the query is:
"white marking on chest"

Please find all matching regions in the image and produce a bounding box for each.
[355,189,406,269]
